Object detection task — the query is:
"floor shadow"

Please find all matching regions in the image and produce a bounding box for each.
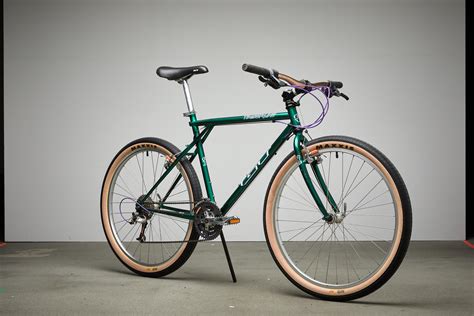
[97,265,235,284]
[277,288,426,307]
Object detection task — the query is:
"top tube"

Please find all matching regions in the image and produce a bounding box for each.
[190,112,290,127]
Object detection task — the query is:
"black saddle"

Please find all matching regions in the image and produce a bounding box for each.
[156,65,208,81]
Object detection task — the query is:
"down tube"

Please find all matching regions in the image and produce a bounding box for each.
[220,125,294,215]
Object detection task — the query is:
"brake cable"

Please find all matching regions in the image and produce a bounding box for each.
[274,84,331,133]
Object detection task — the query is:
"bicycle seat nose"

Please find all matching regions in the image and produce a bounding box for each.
[156,65,208,81]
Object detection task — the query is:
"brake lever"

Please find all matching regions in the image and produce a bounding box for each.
[258,75,283,89]
[330,89,350,101]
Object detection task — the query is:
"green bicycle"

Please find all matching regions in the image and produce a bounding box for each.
[101,64,412,301]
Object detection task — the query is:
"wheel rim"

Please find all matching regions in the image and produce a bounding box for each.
[102,143,195,271]
[267,142,403,295]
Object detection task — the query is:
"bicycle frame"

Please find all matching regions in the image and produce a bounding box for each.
[140,82,337,222]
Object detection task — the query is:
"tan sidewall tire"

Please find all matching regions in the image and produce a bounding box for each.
[101,141,195,274]
[265,140,404,298]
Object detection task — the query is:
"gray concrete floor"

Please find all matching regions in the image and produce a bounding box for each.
[0,241,473,315]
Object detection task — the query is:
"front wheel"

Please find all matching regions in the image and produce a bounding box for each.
[264,136,412,301]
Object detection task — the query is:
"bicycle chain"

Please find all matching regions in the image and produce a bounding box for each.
[130,198,238,245]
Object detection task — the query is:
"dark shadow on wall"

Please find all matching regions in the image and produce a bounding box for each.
[1,0,5,243]
[466,0,471,241]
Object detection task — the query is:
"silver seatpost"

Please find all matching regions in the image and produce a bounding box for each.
[181,80,195,115]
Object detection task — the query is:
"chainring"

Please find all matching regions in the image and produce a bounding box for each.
[193,200,222,240]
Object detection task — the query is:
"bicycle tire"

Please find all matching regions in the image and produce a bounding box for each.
[101,137,202,277]
[264,135,412,301]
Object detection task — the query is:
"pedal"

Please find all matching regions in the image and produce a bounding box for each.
[224,216,240,225]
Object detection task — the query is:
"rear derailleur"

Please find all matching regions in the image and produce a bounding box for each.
[129,195,156,243]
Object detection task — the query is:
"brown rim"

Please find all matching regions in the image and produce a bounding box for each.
[101,142,194,273]
[265,141,403,296]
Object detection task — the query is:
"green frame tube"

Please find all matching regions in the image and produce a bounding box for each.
[141,108,334,221]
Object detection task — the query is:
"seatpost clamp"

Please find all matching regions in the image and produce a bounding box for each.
[183,111,195,117]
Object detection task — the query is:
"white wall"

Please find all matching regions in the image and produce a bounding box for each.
[4,0,465,241]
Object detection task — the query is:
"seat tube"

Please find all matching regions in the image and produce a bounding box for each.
[288,106,331,221]
[182,81,216,202]
[191,117,215,202]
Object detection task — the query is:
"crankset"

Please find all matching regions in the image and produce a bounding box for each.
[193,200,240,240]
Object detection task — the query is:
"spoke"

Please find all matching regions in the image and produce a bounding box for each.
[339,225,372,275]
[297,223,331,268]
[340,225,381,268]
[168,217,188,233]
[114,182,135,199]
[349,213,394,217]
[325,152,332,211]
[122,164,143,190]
[132,236,142,257]
[142,152,146,195]
[151,152,158,200]
[135,154,147,195]
[343,225,392,244]
[341,161,365,203]
[291,174,314,205]
[278,219,320,223]
[280,194,315,209]
[347,202,394,215]
[350,178,384,212]
[147,221,152,264]
[286,219,324,241]
[285,182,316,208]
[278,206,318,213]
[156,213,189,223]
[340,152,344,208]
[124,225,141,252]
[345,223,394,231]
[115,220,129,234]
[351,189,390,212]
[338,155,355,207]
[118,174,136,198]
[341,223,365,272]
[311,223,337,276]
[112,192,134,200]
[114,218,130,224]
[121,223,138,242]
[342,168,375,202]
[326,225,335,283]
[153,217,169,259]
[279,225,323,234]
[159,218,179,254]
[342,223,359,282]
[166,188,187,199]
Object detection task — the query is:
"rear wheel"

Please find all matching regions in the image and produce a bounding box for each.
[264,136,412,301]
[101,137,202,277]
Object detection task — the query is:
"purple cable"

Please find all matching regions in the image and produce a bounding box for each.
[275,84,331,130]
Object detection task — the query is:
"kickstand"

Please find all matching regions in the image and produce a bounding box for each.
[220,231,237,283]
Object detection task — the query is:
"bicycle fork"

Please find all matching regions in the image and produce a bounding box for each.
[289,108,340,222]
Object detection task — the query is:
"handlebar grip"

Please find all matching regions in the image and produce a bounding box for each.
[331,81,343,89]
[242,64,278,78]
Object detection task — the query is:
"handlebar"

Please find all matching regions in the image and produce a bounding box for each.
[242,63,348,100]
[242,64,279,78]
